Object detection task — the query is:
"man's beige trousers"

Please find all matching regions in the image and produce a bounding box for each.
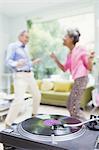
[5,72,41,126]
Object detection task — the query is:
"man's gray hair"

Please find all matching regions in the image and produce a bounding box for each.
[19,30,28,37]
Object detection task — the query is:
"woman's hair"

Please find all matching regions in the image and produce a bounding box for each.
[66,28,81,45]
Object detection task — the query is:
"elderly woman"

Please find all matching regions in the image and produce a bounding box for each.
[50,28,94,121]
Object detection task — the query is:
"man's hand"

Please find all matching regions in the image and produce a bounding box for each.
[32,58,41,65]
[16,59,26,68]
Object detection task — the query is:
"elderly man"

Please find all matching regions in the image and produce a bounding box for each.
[5,30,41,127]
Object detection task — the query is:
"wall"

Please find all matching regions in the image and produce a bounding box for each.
[95,0,99,55]
[0,14,12,91]
[11,16,27,41]
[10,3,94,40]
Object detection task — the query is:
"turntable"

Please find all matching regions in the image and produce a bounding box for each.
[0,114,99,150]
[17,114,86,143]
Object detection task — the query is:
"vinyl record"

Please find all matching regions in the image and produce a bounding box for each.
[18,114,82,136]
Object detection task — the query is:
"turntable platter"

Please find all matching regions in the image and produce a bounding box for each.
[17,114,86,142]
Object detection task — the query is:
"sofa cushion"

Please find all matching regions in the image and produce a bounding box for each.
[54,81,73,92]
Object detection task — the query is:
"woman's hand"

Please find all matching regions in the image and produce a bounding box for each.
[50,52,65,72]
[87,51,95,71]
[89,51,95,59]
[50,52,57,61]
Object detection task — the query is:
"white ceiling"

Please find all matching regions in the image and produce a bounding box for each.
[0,0,95,20]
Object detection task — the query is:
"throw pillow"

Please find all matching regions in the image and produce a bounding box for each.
[41,81,54,91]
[36,80,42,89]
[54,81,73,92]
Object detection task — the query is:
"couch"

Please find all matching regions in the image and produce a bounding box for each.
[37,80,94,110]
